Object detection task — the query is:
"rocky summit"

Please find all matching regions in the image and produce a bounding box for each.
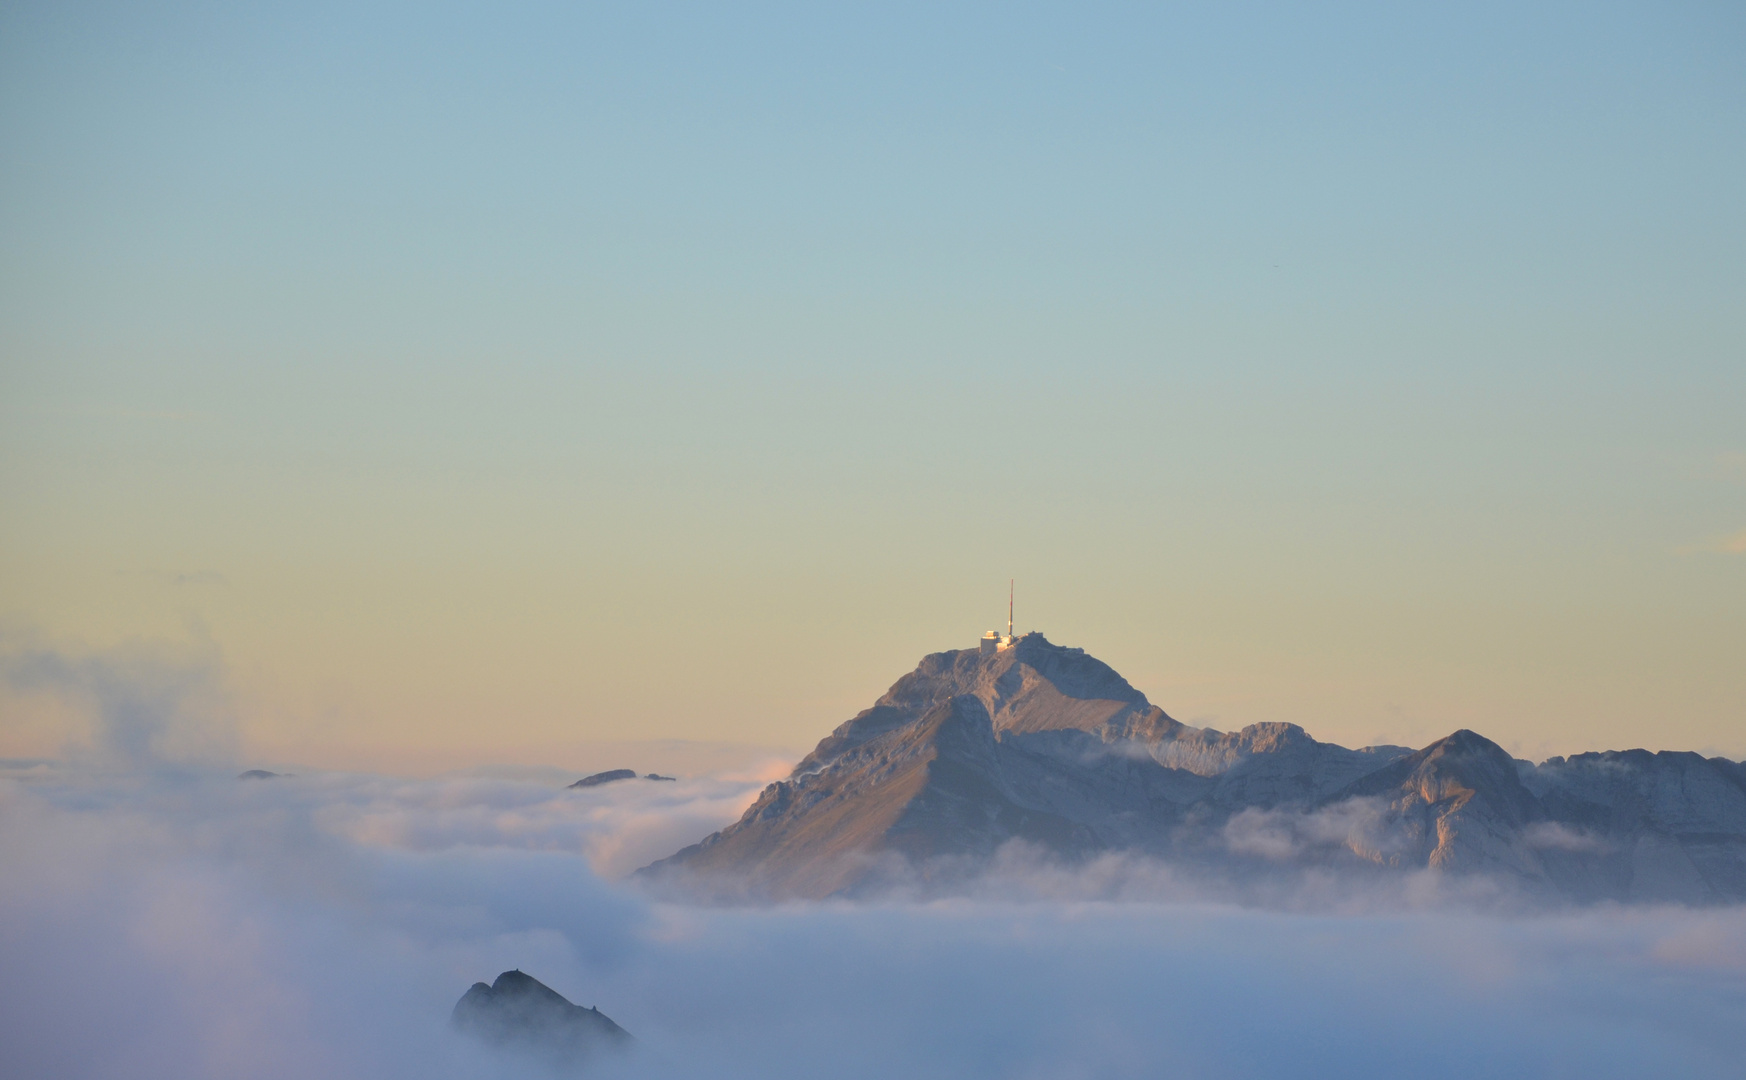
[643,633,1746,903]
[452,970,631,1065]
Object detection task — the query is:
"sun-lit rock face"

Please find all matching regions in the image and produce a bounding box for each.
[643,636,1746,903]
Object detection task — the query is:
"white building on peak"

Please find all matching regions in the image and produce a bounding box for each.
[979,581,1018,654]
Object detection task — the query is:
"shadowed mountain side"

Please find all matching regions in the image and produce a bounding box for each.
[452,970,630,1066]
[649,697,1092,899]
[1522,749,1746,903]
[1317,734,1746,903]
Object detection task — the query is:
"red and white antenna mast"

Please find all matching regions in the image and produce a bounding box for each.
[1008,579,1014,640]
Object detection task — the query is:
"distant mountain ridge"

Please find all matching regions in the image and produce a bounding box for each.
[570,769,676,788]
[644,634,1746,903]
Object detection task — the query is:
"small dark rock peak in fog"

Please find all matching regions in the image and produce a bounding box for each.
[452,970,631,1065]
[645,633,1746,903]
[237,769,284,780]
[569,769,676,788]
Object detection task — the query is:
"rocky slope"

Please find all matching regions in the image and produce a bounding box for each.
[644,634,1746,903]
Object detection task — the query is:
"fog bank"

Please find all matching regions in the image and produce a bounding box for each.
[3,764,1744,1079]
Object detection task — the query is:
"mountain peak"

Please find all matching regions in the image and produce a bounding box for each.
[452,969,631,1062]
[1343,728,1525,802]
[792,634,1165,777]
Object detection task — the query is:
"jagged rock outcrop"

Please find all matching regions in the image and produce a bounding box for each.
[452,970,630,1065]
[644,634,1746,904]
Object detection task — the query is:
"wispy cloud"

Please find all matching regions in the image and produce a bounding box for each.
[1521,821,1610,853]
[170,571,230,587]
[114,569,231,588]
[1675,527,1746,556]
[32,403,206,423]
[0,632,237,770]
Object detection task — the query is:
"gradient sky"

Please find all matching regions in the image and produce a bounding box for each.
[2,1,1743,771]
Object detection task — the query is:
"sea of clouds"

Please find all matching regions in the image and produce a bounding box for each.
[4,639,1746,1079]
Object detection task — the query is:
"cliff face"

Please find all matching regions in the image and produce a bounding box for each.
[644,635,1746,903]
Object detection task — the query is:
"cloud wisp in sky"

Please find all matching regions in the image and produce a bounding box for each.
[0,629,238,772]
[1674,526,1746,556]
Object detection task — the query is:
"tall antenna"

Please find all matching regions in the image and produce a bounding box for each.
[1008,579,1014,639]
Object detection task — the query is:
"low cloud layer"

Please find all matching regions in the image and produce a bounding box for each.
[4,759,1746,1080]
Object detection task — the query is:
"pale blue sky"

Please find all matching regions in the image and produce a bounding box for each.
[2,2,1742,769]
